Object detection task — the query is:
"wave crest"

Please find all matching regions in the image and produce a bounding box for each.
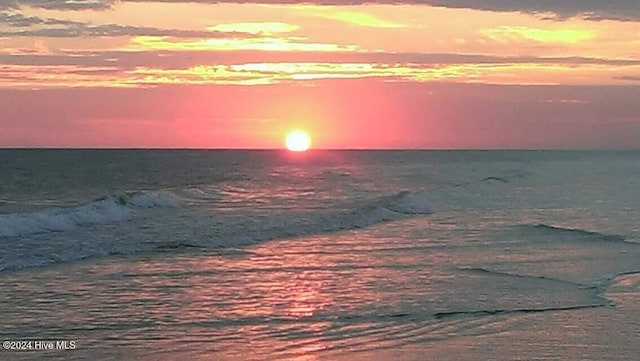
[513,224,626,243]
[370,190,432,215]
[0,191,179,238]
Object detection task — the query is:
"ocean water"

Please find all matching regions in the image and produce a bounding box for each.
[0,150,639,360]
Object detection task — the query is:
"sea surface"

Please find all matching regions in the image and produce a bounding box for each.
[0,150,639,360]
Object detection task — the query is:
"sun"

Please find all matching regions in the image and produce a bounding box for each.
[285,130,311,152]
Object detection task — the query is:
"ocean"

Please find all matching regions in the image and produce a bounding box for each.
[1,150,639,360]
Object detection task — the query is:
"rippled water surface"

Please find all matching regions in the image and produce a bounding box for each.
[1,150,639,360]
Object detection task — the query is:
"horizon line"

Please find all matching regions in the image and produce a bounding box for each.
[0,147,638,151]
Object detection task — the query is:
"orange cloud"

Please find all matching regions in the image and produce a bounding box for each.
[3,60,639,89]
[129,36,357,52]
[207,22,298,35]
[482,26,595,44]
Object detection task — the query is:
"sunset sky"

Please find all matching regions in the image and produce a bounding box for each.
[1,0,639,149]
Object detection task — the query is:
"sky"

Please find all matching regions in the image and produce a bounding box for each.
[1,0,639,149]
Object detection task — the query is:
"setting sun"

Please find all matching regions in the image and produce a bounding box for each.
[285,130,311,152]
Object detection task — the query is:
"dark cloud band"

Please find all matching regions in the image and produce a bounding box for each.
[0,0,112,10]
[0,23,252,38]
[5,0,639,22]
[2,50,639,68]
[0,10,254,38]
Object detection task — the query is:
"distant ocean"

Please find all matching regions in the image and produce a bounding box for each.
[1,150,639,360]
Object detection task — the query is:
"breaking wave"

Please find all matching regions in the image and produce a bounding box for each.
[189,190,433,247]
[0,191,180,238]
[0,189,431,272]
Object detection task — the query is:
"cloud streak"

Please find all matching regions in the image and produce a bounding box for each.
[0,23,249,38]
[3,1,640,22]
[3,50,639,68]
[0,0,113,10]
[2,58,636,89]
[129,35,356,52]
[0,11,79,27]
[417,0,640,21]
[0,10,254,38]
[481,26,594,44]
[290,6,408,28]
[208,22,298,35]
[13,0,639,21]
[616,75,640,82]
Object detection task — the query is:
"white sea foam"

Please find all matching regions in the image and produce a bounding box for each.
[0,191,179,238]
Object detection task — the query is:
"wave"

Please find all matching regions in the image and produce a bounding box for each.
[515,224,626,243]
[457,266,585,286]
[194,190,433,246]
[367,190,432,215]
[433,303,607,319]
[480,176,509,183]
[0,190,431,272]
[0,191,180,238]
